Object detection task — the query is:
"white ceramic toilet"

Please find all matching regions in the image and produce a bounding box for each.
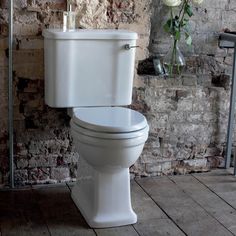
[42,29,149,228]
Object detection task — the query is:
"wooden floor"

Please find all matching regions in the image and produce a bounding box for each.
[1,169,236,236]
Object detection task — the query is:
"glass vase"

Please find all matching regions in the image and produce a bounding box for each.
[163,39,186,77]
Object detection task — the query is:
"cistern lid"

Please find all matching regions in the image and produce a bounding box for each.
[42,29,138,40]
[72,107,147,133]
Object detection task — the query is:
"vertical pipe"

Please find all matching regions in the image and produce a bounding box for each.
[234,151,236,176]
[232,45,236,176]
[225,43,236,171]
[8,0,14,188]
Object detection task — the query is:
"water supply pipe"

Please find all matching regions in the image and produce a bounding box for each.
[219,32,236,176]
[8,0,14,188]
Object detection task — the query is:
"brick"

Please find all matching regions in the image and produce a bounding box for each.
[28,168,50,183]
[0,38,8,50]
[15,169,28,185]
[51,167,70,182]
[14,63,44,79]
[16,157,28,169]
[17,37,44,50]
[35,0,66,10]
[28,154,58,168]
[13,49,43,65]
[146,161,172,175]
[0,50,7,67]
[183,159,208,170]
[14,22,41,36]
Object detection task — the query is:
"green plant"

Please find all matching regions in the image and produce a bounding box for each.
[162,0,204,76]
[164,0,196,46]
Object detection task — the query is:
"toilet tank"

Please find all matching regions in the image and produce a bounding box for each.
[42,29,138,107]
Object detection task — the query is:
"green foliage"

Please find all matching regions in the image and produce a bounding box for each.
[185,33,192,45]
[163,17,181,41]
[185,4,193,17]
[163,0,194,46]
[164,19,173,34]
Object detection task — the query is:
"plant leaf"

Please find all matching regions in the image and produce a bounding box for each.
[181,18,188,27]
[175,31,181,41]
[185,4,193,17]
[163,19,172,33]
[185,34,192,45]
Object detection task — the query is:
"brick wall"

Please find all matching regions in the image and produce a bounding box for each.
[0,0,235,186]
[131,0,236,176]
[0,0,151,186]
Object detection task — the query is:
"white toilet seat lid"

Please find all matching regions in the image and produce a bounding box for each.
[72,107,148,133]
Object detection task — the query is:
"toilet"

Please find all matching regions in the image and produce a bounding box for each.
[42,29,149,228]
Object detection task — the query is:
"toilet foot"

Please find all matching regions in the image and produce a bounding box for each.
[71,158,137,228]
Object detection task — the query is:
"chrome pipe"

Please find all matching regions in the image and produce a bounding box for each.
[225,44,236,170]
[8,0,14,188]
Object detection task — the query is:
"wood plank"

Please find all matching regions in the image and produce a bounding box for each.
[170,175,236,235]
[193,169,234,177]
[193,172,236,209]
[33,185,95,236]
[131,180,167,220]
[0,189,50,236]
[134,218,185,236]
[137,177,233,236]
[132,181,185,236]
[95,226,139,236]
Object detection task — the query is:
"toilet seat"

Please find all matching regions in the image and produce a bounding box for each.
[71,107,148,139]
[71,120,149,140]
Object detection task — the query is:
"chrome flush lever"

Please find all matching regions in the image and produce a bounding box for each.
[124,44,140,50]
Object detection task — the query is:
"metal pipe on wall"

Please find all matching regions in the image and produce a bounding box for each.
[219,33,236,175]
[225,44,236,171]
[8,0,14,188]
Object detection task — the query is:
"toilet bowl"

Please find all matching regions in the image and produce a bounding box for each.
[70,107,149,228]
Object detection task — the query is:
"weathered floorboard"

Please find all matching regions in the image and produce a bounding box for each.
[0,189,50,236]
[1,170,236,236]
[132,181,185,236]
[131,180,167,220]
[134,218,186,236]
[193,172,236,209]
[170,175,236,235]
[33,185,95,236]
[137,176,233,236]
[95,226,139,236]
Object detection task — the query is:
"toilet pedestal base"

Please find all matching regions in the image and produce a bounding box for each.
[71,157,137,228]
